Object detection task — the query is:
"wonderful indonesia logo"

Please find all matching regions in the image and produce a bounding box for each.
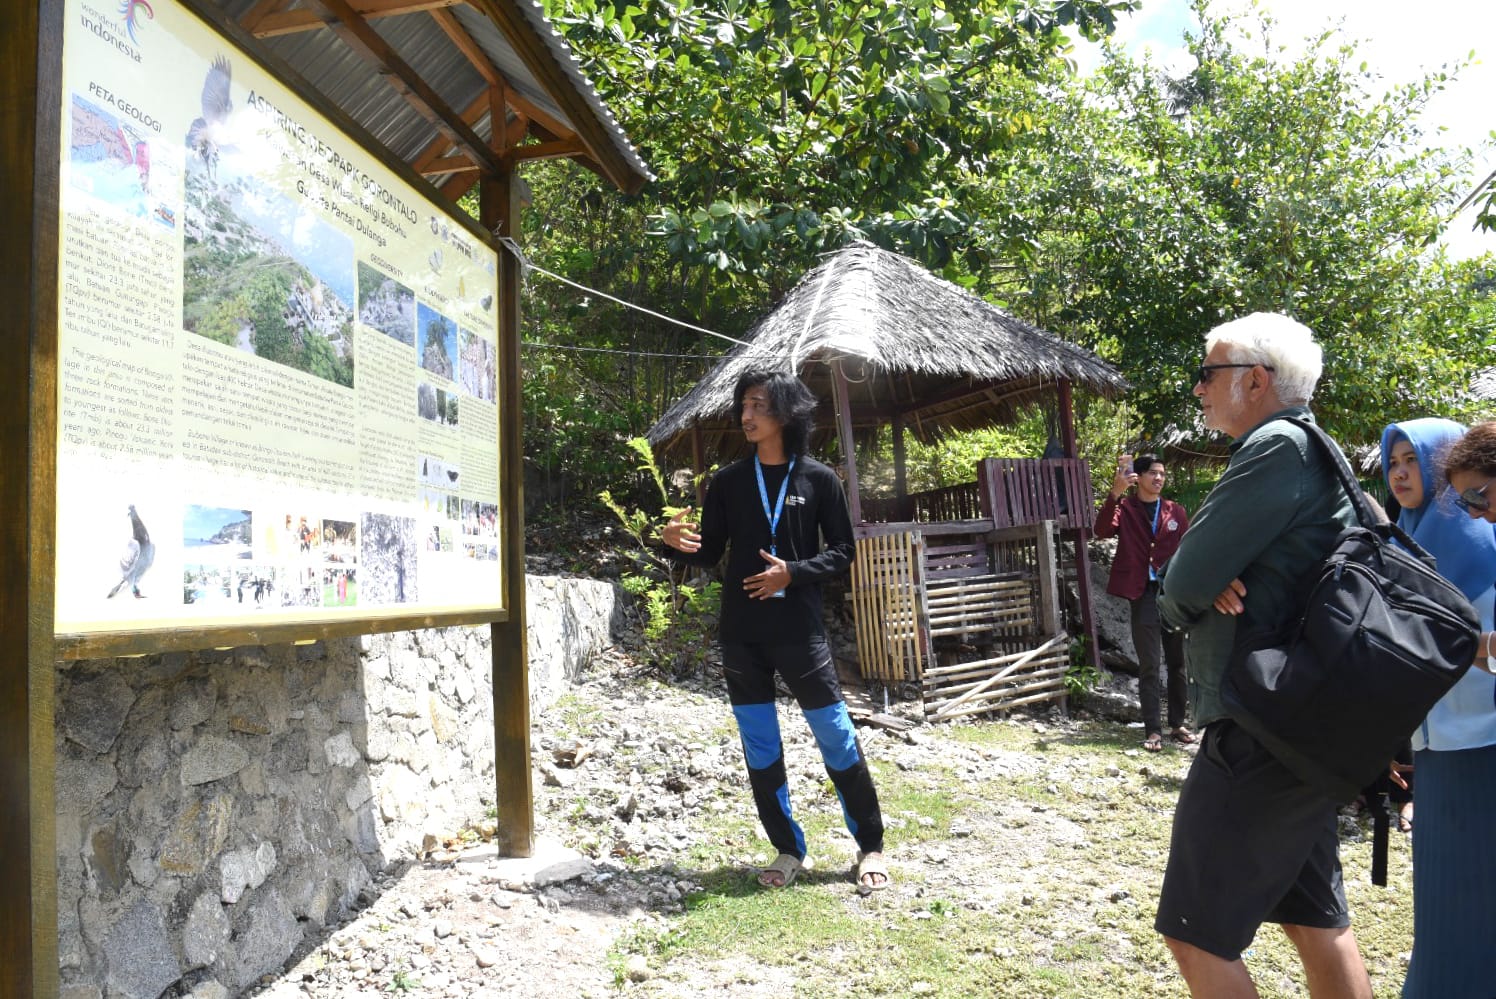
[119,0,154,44]
[79,0,149,62]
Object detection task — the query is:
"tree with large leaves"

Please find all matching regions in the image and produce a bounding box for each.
[978,3,1492,447]
[517,0,1133,508]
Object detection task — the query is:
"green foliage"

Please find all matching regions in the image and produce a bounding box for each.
[385,968,421,993]
[1064,634,1102,695]
[549,0,1135,281]
[984,1,1493,447]
[600,438,721,672]
[511,0,1133,513]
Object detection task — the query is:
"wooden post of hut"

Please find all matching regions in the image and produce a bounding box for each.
[1057,379,1102,672]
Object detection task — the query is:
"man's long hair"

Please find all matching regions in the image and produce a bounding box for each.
[733,369,817,457]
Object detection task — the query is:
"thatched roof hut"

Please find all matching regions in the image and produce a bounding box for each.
[647,241,1127,462]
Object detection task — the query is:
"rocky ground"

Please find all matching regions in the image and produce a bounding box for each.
[245,634,1208,999]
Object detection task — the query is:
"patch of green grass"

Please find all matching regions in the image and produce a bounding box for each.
[608,715,1415,998]
[548,692,605,736]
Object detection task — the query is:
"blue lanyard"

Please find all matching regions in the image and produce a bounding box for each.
[754,455,796,557]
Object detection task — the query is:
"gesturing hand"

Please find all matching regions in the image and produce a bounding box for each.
[1110,455,1138,498]
[662,507,701,553]
[745,549,791,599]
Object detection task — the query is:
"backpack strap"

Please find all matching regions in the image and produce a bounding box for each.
[1280,415,1434,564]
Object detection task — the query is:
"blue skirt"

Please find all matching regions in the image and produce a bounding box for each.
[1402,743,1496,999]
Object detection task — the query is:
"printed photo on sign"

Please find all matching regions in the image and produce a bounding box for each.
[418,454,459,489]
[323,566,356,607]
[181,56,357,389]
[183,505,253,562]
[458,328,496,402]
[68,93,178,229]
[360,513,418,604]
[417,303,457,381]
[357,260,415,346]
[417,382,458,427]
[321,519,358,564]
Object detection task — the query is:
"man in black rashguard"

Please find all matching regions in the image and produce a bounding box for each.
[662,370,888,892]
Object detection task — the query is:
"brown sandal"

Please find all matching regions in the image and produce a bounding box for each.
[757,853,803,888]
[1143,732,1164,752]
[1171,727,1197,745]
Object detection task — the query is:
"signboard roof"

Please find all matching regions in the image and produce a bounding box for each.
[210,0,651,203]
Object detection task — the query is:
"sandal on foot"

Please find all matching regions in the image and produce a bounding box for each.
[1143,732,1163,752]
[855,851,890,895]
[757,853,803,889]
[1171,727,1197,745]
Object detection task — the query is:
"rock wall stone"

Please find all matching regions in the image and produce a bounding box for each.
[54,575,618,997]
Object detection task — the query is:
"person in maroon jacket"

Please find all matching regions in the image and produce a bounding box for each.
[1094,454,1192,752]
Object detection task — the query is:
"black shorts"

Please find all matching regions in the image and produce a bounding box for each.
[1155,720,1349,960]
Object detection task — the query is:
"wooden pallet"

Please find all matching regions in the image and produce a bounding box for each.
[850,530,923,683]
[922,633,1071,721]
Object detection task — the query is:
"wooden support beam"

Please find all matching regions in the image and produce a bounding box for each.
[468,0,649,194]
[419,155,479,177]
[411,93,489,174]
[5,0,62,993]
[250,0,461,37]
[240,0,292,34]
[481,166,534,857]
[507,138,588,163]
[427,7,573,143]
[832,359,863,525]
[1057,379,1078,458]
[301,0,505,177]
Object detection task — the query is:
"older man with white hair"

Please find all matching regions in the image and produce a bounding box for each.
[1155,313,1370,998]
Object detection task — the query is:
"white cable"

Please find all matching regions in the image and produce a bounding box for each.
[496,236,753,349]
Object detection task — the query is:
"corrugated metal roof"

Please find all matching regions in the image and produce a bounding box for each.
[209,0,650,198]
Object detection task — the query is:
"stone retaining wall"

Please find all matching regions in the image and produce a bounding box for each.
[54,575,619,999]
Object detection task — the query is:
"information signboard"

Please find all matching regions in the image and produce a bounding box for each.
[55,0,505,646]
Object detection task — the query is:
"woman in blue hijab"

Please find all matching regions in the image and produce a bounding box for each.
[1381,418,1496,999]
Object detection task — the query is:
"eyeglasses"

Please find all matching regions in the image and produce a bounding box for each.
[1453,480,1494,514]
[1195,363,1275,385]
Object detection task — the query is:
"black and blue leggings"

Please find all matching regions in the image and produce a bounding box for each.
[721,641,884,861]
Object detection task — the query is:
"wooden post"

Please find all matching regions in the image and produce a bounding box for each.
[690,423,706,508]
[892,412,907,509]
[1055,379,1100,671]
[1057,378,1078,459]
[481,167,533,857]
[4,0,62,993]
[831,359,863,525]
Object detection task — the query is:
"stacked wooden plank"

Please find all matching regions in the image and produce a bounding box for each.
[849,531,924,684]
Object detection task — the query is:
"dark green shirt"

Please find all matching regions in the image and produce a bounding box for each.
[1158,407,1357,726]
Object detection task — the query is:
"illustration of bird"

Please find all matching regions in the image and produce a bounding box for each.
[186,56,233,184]
[107,504,155,599]
[428,248,444,274]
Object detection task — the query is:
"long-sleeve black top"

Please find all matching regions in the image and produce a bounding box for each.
[668,454,855,645]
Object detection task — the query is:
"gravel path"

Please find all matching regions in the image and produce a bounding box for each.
[245,649,1213,998]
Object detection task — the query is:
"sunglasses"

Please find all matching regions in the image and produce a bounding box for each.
[1195,363,1275,385]
[1453,480,1494,514]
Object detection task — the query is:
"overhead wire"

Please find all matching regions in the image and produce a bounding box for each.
[496,236,752,351]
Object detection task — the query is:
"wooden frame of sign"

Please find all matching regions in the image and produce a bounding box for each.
[2,0,544,991]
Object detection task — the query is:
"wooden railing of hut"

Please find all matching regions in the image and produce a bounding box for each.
[849,457,1098,720]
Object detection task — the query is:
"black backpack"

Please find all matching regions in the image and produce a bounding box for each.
[1221,417,1481,805]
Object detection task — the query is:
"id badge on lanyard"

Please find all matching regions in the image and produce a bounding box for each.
[755,455,795,598]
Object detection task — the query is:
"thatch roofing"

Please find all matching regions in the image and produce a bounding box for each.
[647,241,1127,460]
